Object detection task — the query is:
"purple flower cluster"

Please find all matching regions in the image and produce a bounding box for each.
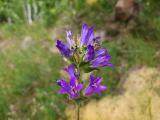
[57,65,83,99]
[56,23,112,99]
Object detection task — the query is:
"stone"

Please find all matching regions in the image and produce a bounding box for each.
[114,0,140,23]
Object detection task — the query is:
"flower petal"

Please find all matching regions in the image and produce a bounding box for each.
[95,89,101,95]
[57,79,70,93]
[70,77,77,88]
[80,23,89,46]
[69,92,78,99]
[66,31,73,48]
[84,45,95,62]
[56,40,72,58]
[89,75,96,85]
[99,85,107,91]
[94,77,102,85]
[80,23,94,46]
[85,75,106,96]
[64,65,78,87]
[85,86,94,96]
[91,55,112,68]
[95,48,107,57]
[58,88,67,94]
[85,26,94,46]
[95,85,107,95]
[64,64,76,79]
[86,26,94,46]
[76,84,84,91]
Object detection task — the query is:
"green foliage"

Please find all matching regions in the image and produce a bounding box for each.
[0,23,50,40]
[0,42,66,119]
[0,0,116,26]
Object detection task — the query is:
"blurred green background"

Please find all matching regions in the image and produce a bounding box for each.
[0,0,159,119]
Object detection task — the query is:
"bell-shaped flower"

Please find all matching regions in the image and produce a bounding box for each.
[66,31,74,49]
[84,45,95,62]
[80,23,94,46]
[57,65,84,99]
[85,75,107,96]
[56,40,73,58]
[56,30,75,58]
[90,48,113,68]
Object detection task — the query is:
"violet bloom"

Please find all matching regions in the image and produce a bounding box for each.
[83,47,112,68]
[57,65,83,99]
[56,40,72,58]
[84,45,95,62]
[79,23,112,68]
[56,31,74,58]
[91,48,113,68]
[66,31,74,49]
[80,23,94,46]
[85,75,107,96]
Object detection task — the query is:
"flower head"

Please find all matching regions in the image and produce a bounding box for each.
[57,65,83,99]
[64,64,77,79]
[83,47,112,69]
[85,75,107,96]
[56,40,72,58]
[84,45,95,62]
[56,23,112,68]
[66,31,74,49]
[90,48,113,68]
[80,23,94,46]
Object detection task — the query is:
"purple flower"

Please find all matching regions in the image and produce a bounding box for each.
[85,75,107,96]
[91,48,113,68]
[56,31,74,58]
[57,65,84,99]
[57,79,83,99]
[80,23,94,46]
[84,45,95,62]
[56,40,72,58]
[64,64,79,82]
[82,47,112,68]
[79,24,112,68]
[66,31,74,49]
[56,24,113,99]
[95,48,107,57]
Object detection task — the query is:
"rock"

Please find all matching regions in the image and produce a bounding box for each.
[66,67,160,120]
[114,0,140,23]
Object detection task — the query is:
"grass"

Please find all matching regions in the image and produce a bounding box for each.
[0,39,66,119]
[0,23,51,41]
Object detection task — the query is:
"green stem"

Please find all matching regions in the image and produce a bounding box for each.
[148,97,152,120]
[76,102,80,120]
